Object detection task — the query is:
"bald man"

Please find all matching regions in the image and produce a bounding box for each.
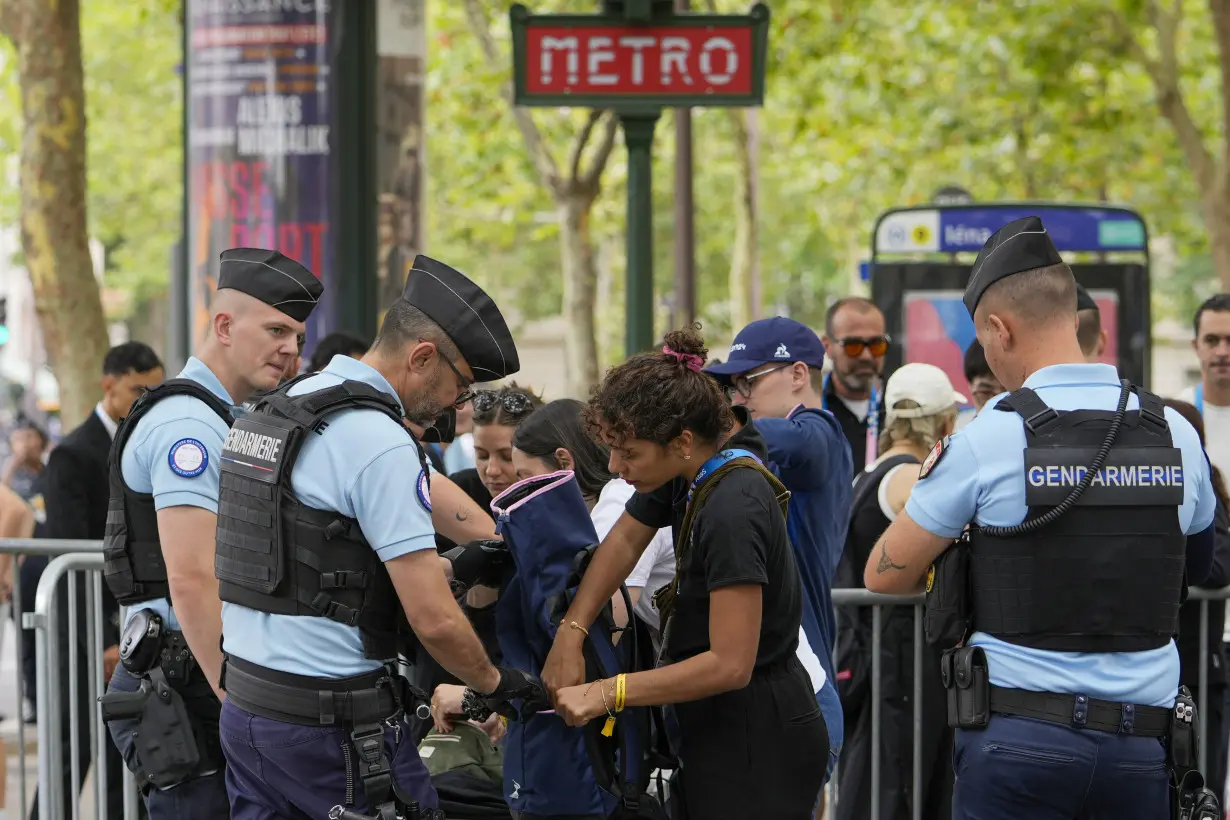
[99,249,322,819]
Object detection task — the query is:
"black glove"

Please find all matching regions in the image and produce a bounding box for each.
[464,667,549,722]
[444,539,511,588]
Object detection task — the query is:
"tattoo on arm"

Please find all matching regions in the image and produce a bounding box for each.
[455,510,469,522]
[875,541,907,574]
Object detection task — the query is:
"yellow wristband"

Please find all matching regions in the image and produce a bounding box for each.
[615,673,626,713]
[568,620,590,638]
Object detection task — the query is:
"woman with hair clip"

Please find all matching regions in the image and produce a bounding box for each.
[446,383,545,516]
[511,399,676,636]
[1166,398,1230,801]
[540,326,828,820]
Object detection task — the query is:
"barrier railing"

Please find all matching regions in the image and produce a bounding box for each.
[4,535,1228,820]
[0,538,140,820]
[828,585,1230,820]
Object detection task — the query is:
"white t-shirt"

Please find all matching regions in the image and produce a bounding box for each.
[591,480,676,631]
[1179,386,1230,476]
[839,397,870,422]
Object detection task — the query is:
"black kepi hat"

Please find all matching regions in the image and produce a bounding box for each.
[217,248,322,323]
[962,216,1063,318]
[1075,283,1098,312]
[402,255,520,382]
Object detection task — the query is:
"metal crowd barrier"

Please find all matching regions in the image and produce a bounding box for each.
[4,536,1230,820]
[827,586,1230,820]
[0,538,140,820]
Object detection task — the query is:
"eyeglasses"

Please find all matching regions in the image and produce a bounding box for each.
[838,336,891,358]
[472,390,535,418]
[421,338,474,407]
[728,364,790,399]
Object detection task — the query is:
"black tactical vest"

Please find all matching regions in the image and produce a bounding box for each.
[103,379,235,606]
[214,378,424,661]
[970,385,1187,653]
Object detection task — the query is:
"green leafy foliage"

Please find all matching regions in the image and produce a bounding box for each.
[1,0,1227,337]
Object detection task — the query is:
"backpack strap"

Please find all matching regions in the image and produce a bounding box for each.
[654,458,790,623]
[994,387,1060,435]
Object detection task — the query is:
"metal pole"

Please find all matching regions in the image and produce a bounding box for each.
[13,552,28,813]
[871,604,882,820]
[177,0,191,368]
[672,0,694,329]
[747,107,761,319]
[69,574,82,820]
[912,605,923,820]
[621,112,660,357]
[1199,598,1209,777]
[92,571,109,820]
[33,565,65,820]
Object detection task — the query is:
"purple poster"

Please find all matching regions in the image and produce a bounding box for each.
[186,0,334,348]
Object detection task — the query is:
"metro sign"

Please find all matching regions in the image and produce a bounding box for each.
[510,4,769,108]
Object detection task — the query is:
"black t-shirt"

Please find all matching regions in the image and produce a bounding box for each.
[822,377,887,477]
[624,407,802,669]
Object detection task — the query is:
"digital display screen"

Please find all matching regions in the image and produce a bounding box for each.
[902,289,1118,405]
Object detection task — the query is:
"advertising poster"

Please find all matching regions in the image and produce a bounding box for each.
[375,0,427,324]
[903,290,1118,405]
[186,0,335,350]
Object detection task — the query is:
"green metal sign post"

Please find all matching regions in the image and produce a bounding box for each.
[510,1,769,357]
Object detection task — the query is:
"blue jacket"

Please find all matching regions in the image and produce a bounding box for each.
[755,404,853,678]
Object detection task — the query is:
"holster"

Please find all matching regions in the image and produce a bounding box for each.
[942,645,990,729]
[1173,768,1221,820]
[99,616,214,791]
[1167,686,1200,773]
[925,536,971,648]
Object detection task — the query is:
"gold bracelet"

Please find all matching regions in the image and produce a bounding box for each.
[568,620,590,637]
[598,679,615,717]
[615,673,626,713]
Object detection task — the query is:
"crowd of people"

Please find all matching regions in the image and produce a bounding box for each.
[0,220,1229,820]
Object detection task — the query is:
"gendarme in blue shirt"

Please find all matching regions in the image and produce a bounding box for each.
[120,356,235,631]
[221,355,436,678]
[756,403,853,680]
[906,363,1216,708]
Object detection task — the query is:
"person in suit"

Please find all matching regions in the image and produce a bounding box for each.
[29,341,165,820]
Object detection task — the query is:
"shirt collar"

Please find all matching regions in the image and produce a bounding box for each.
[320,355,404,414]
[178,356,235,405]
[94,403,118,440]
[726,405,768,460]
[1021,362,1120,390]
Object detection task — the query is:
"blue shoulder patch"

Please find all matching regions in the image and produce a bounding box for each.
[416,470,432,512]
[168,438,209,478]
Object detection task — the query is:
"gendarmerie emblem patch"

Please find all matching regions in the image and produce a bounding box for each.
[919,436,949,480]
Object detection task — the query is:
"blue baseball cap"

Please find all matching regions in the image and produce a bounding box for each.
[704,317,826,381]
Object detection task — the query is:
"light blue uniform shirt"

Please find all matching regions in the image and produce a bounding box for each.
[221,355,437,678]
[906,363,1216,708]
[120,357,235,631]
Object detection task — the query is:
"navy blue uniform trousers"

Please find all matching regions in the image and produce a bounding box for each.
[106,666,230,819]
[953,715,1169,819]
[220,700,437,819]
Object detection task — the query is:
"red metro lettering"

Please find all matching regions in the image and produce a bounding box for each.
[526,26,753,96]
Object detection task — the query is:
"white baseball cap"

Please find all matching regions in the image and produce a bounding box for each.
[884,363,968,419]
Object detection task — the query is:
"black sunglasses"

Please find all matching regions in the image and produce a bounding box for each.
[472,390,535,418]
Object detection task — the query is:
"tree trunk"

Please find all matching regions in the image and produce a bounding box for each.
[6,0,108,430]
[557,195,600,398]
[1204,189,1230,292]
[728,110,756,331]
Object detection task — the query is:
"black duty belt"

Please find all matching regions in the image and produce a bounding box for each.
[222,654,403,727]
[990,684,1169,737]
